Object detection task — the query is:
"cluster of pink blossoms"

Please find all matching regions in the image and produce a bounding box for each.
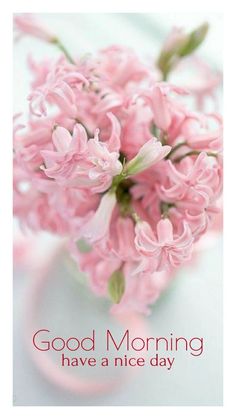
[14,16,223,314]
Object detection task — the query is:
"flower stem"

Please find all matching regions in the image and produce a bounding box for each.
[51,38,75,64]
[165,141,187,159]
[162,71,168,81]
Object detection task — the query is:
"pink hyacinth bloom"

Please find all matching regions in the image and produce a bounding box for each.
[41,116,123,192]
[181,113,223,152]
[126,138,171,175]
[134,218,193,272]
[140,83,188,131]
[108,216,140,261]
[98,45,150,89]
[120,103,153,158]
[28,58,89,117]
[105,112,121,152]
[161,152,222,211]
[13,30,223,314]
[86,130,122,193]
[41,123,88,182]
[14,14,55,42]
[79,192,117,243]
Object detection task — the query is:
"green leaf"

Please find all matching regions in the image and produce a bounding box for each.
[108,270,125,304]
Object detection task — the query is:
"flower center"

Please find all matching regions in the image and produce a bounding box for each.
[115,178,135,216]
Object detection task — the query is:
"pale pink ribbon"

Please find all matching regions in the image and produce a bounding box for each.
[23,243,149,396]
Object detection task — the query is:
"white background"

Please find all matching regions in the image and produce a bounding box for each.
[2,1,236,418]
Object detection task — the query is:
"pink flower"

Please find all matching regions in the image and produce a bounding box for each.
[86,129,122,193]
[120,103,153,158]
[41,123,88,183]
[108,216,139,261]
[14,14,55,42]
[33,177,99,226]
[126,138,171,175]
[13,31,223,315]
[98,45,150,89]
[28,58,89,117]
[92,88,123,115]
[13,171,70,235]
[134,218,193,272]
[161,152,222,211]
[41,116,122,191]
[14,117,54,172]
[79,192,117,243]
[139,83,188,131]
[105,112,121,152]
[169,205,218,241]
[181,113,223,152]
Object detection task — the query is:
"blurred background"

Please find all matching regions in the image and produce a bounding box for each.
[13,13,223,406]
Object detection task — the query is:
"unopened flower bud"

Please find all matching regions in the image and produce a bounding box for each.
[157,22,209,80]
[125,139,171,176]
[14,14,55,43]
[108,269,125,304]
[177,22,209,57]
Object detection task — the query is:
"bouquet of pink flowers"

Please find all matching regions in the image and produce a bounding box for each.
[14,15,223,315]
